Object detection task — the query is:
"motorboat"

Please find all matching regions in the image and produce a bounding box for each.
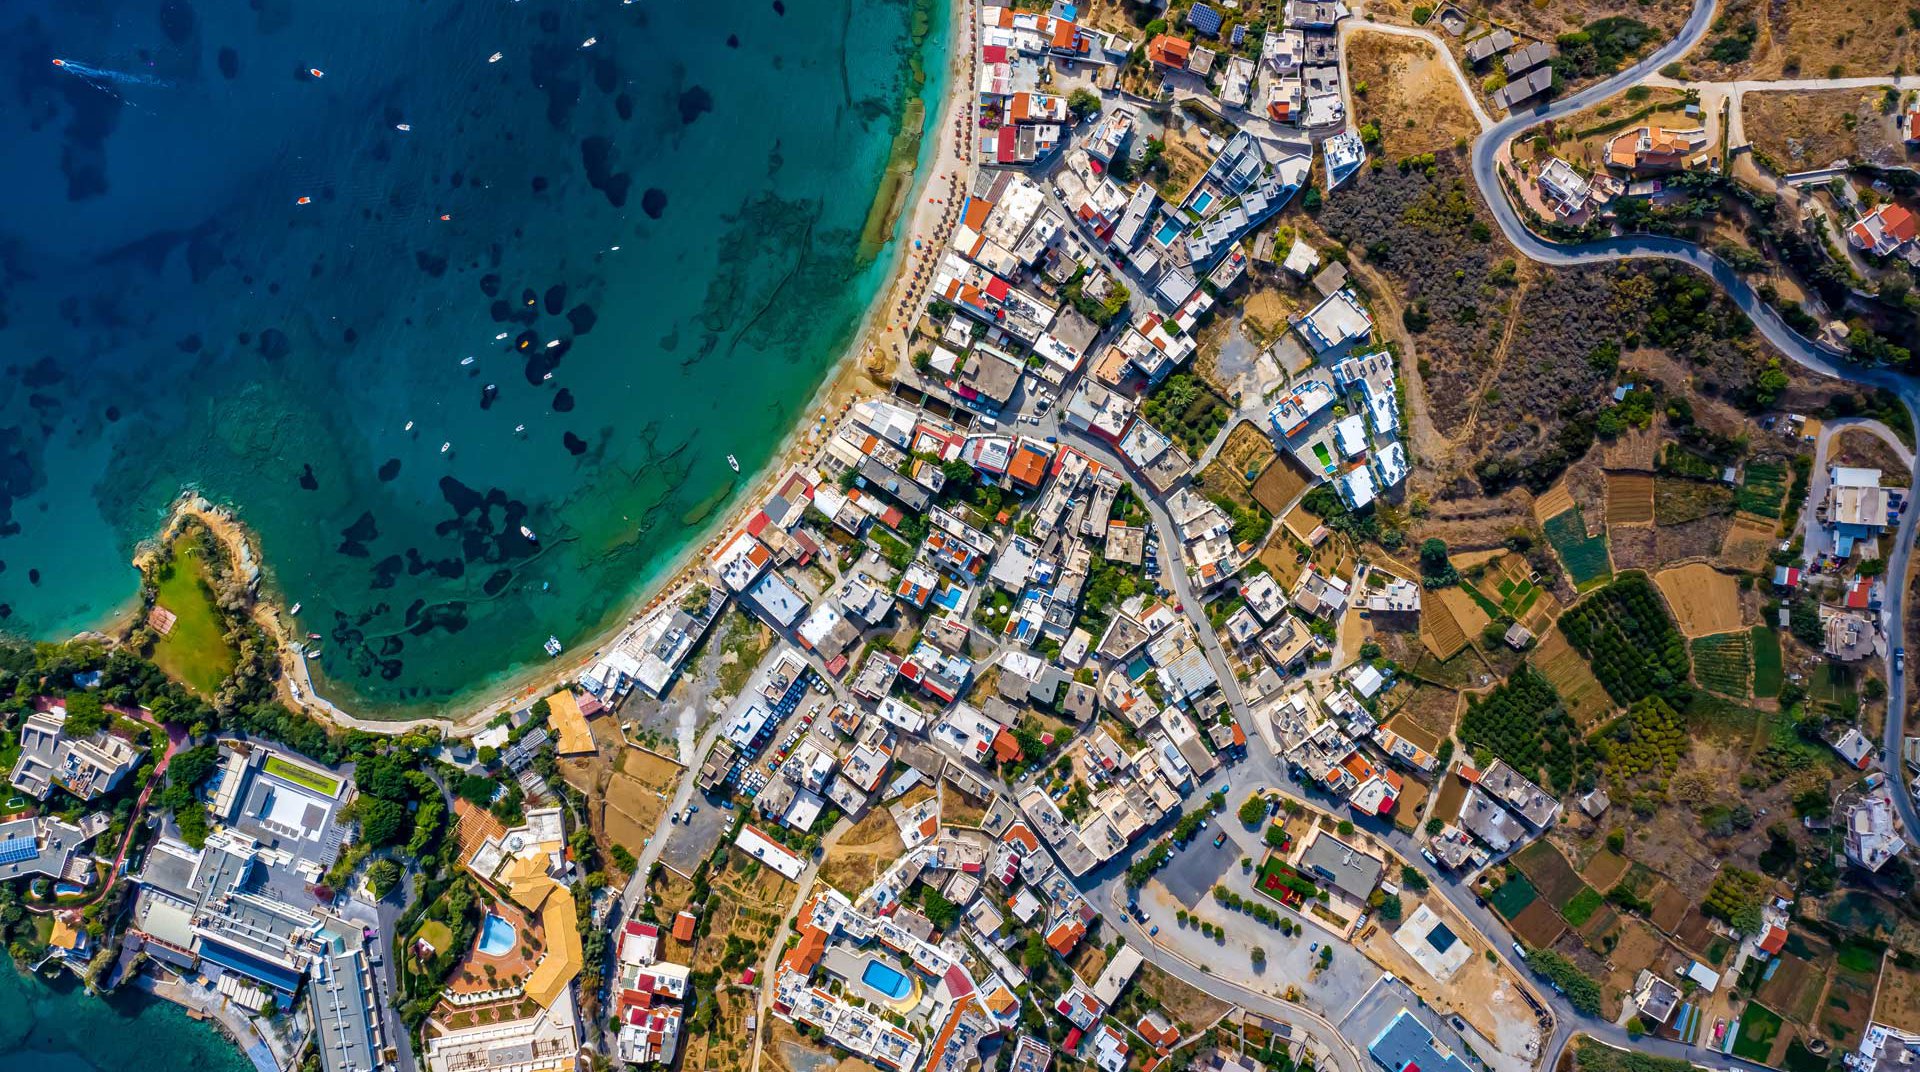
[520,525,538,542]
[488,51,503,63]
[440,441,451,453]
[460,355,475,366]
[288,602,302,615]
[544,635,563,657]
[727,454,740,472]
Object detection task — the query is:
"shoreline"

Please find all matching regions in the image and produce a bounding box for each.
[127,0,979,736]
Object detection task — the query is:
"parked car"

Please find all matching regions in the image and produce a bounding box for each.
[1149,924,1160,937]
[1212,832,1226,848]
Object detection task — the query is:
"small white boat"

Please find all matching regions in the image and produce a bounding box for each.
[520,525,538,542]
[545,339,560,349]
[460,355,475,366]
[288,602,302,615]
[308,67,325,79]
[396,123,411,132]
[541,372,553,381]
[308,632,322,640]
[727,454,740,472]
[495,332,509,340]
[581,36,597,48]
[440,441,451,453]
[544,635,563,657]
[488,51,503,63]
[514,423,526,434]
[404,420,414,432]
[305,645,322,659]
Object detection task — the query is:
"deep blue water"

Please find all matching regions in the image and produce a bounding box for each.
[0,0,943,713]
[0,961,253,1072]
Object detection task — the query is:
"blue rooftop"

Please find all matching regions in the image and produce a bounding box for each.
[1188,4,1223,35]
[1230,24,1247,45]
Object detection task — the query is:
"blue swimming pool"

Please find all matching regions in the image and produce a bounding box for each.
[1191,191,1215,213]
[478,913,517,957]
[1154,219,1182,245]
[861,959,914,1001]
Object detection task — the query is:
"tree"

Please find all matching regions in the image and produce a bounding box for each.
[1068,88,1102,116]
[62,691,109,738]
[609,845,637,875]
[1399,866,1429,892]
[1336,819,1356,837]
[358,798,408,847]
[367,859,403,898]
[1239,794,1268,826]
[1251,946,1267,966]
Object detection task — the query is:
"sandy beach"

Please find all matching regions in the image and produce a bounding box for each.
[215,0,983,736]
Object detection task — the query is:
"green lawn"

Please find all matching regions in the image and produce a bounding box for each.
[1732,1004,1784,1062]
[414,919,454,955]
[1750,626,1784,698]
[150,537,238,695]
[265,754,342,796]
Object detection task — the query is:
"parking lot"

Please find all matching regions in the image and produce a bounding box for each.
[1160,830,1241,908]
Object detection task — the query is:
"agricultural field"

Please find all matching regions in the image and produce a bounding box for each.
[1735,459,1791,519]
[1515,841,1588,910]
[1605,472,1654,526]
[1654,563,1743,637]
[1732,1003,1785,1063]
[1531,629,1615,728]
[1198,422,1282,514]
[1557,574,1690,706]
[1487,872,1539,921]
[1691,632,1753,699]
[1458,665,1590,791]
[1751,626,1784,698]
[1654,477,1734,525]
[1420,587,1474,660]
[1719,514,1779,572]
[1543,507,1612,590]
[1596,696,1688,788]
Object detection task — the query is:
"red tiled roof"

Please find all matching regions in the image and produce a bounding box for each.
[1886,204,1919,243]
[982,44,1008,62]
[1147,34,1191,67]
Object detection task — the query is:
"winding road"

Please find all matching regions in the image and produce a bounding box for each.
[1454,0,1920,838]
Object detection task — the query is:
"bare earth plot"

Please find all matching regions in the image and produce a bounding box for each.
[1832,429,1913,487]
[818,809,905,896]
[1749,87,1915,171]
[1689,0,1920,82]
[1654,563,1744,637]
[1874,956,1920,1035]
[1346,31,1482,157]
[1580,850,1631,891]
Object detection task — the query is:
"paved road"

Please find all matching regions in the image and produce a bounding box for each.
[1461,0,1920,853]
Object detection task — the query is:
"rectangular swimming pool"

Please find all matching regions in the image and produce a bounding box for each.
[1191,190,1215,214]
[861,958,913,1000]
[1154,219,1181,246]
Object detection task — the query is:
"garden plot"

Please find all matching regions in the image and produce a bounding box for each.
[1736,459,1791,519]
[1691,632,1753,699]
[1654,478,1734,525]
[1655,563,1744,637]
[1543,507,1612,590]
[1531,630,1614,728]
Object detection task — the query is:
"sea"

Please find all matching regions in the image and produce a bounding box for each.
[0,0,946,716]
[0,962,253,1072]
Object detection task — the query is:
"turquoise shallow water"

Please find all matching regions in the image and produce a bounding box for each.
[0,0,944,714]
[0,962,253,1072]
